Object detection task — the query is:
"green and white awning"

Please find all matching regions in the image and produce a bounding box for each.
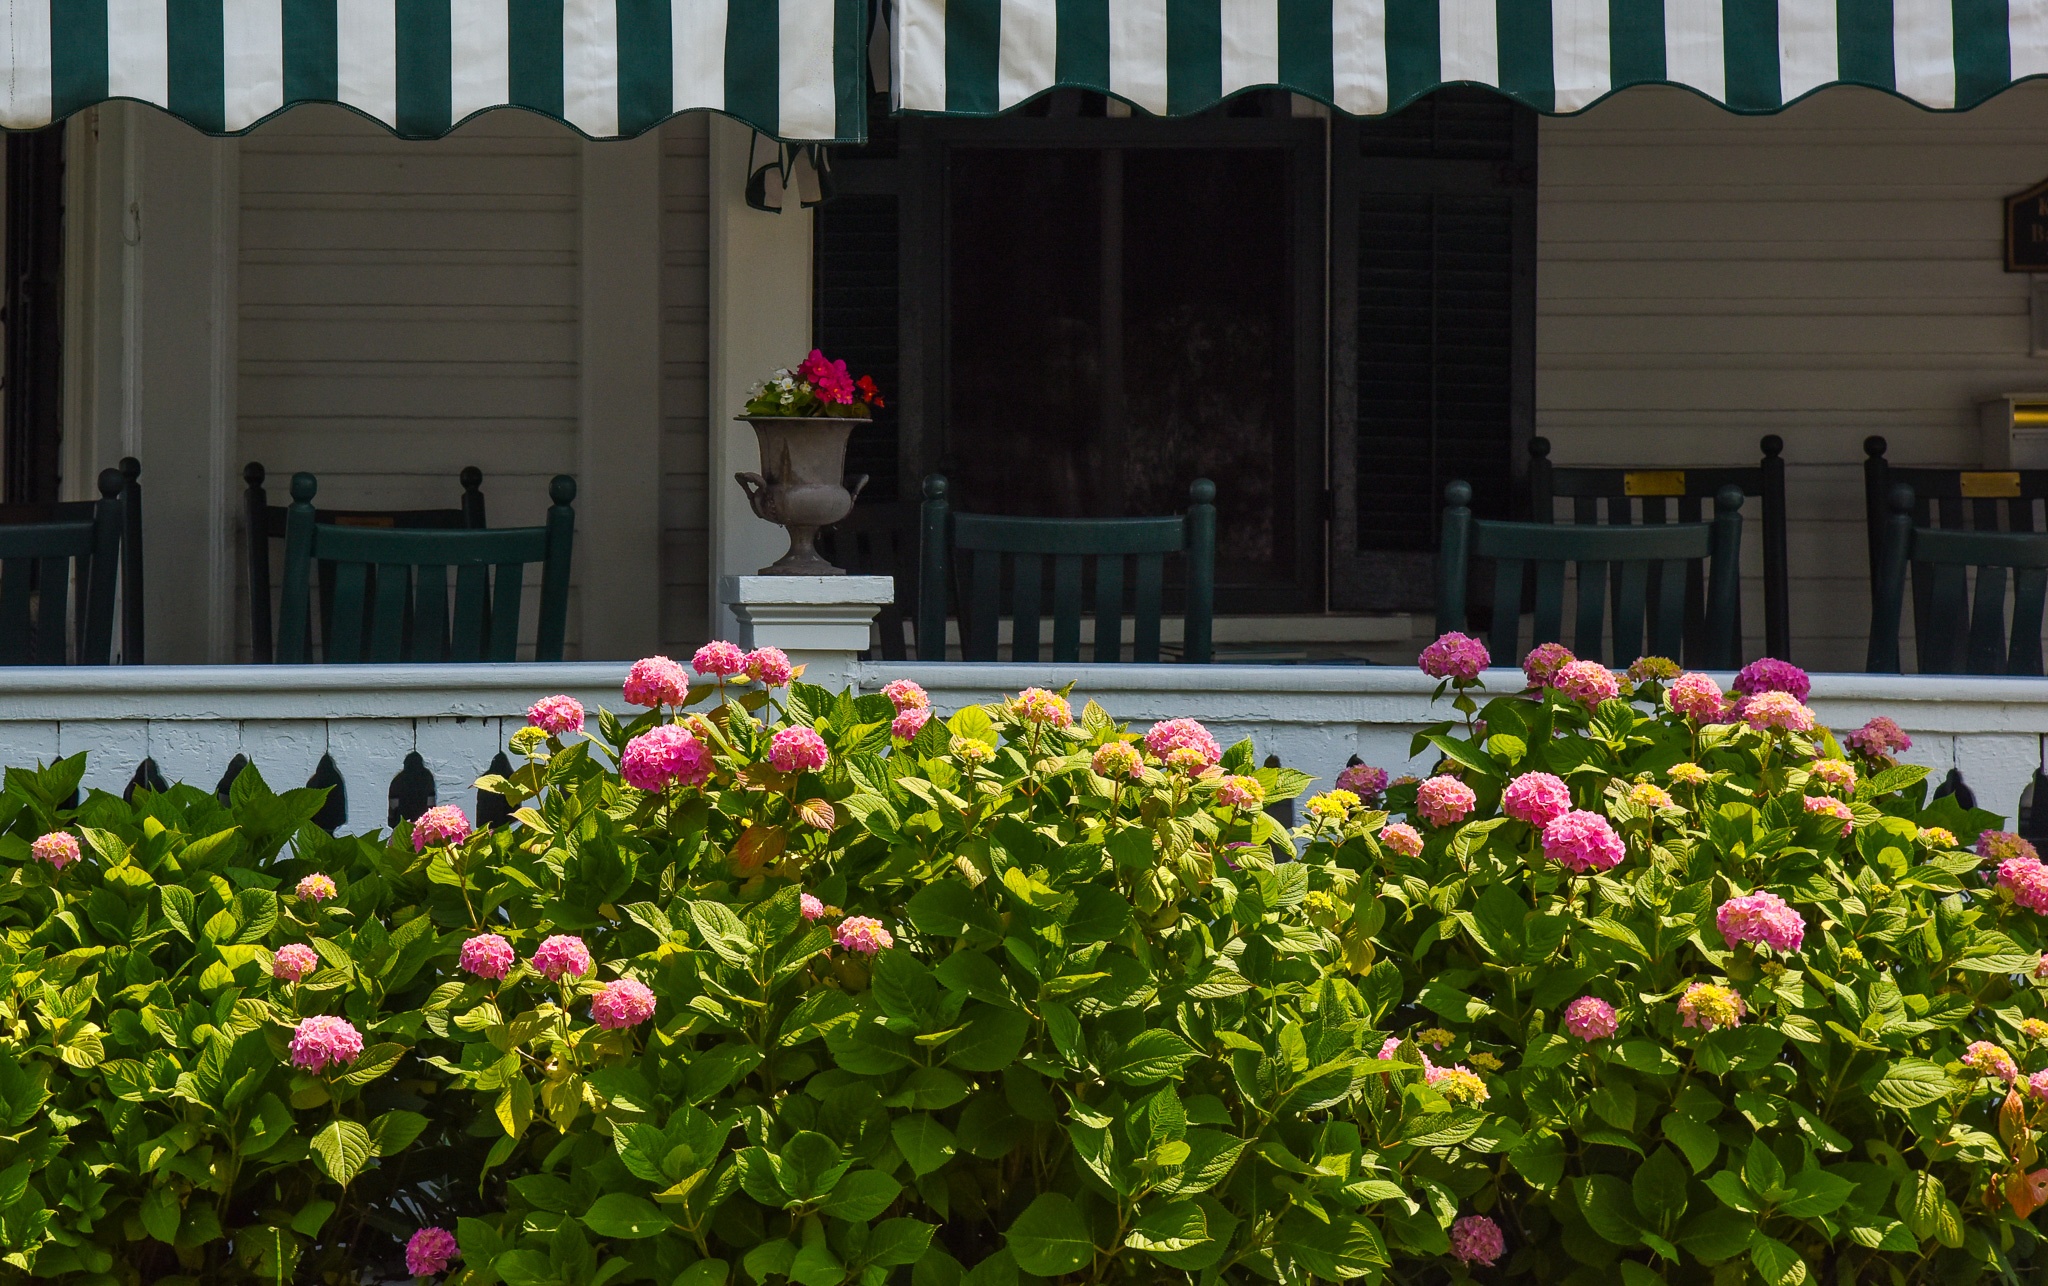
[0,0,868,140]
[893,0,2048,117]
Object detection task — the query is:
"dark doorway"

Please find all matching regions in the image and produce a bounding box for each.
[820,101,1326,615]
[2,124,64,505]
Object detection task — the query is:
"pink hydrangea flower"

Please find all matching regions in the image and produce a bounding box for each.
[1426,1064,1489,1105]
[1677,983,1746,1031]
[532,934,593,982]
[1733,657,1811,702]
[743,647,794,687]
[623,655,690,708]
[1380,822,1425,857]
[405,1226,460,1277]
[2036,952,2048,980]
[801,893,826,921]
[1502,772,1572,827]
[1419,631,1490,681]
[1416,775,1477,827]
[834,916,894,955]
[1092,743,1143,780]
[769,727,830,774]
[1810,759,1856,794]
[1803,795,1854,836]
[1741,691,1816,734]
[1668,672,1728,723]
[1522,642,1575,688]
[296,873,337,902]
[1716,891,1806,952]
[1847,716,1912,758]
[1216,776,1266,809]
[621,725,713,792]
[1982,831,2041,863]
[1965,1041,2019,1083]
[1997,856,2048,914]
[591,978,657,1029]
[272,944,319,982]
[1451,1215,1505,1267]
[527,695,585,736]
[1010,687,1073,727]
[1564,995,1619,1041]
[892,707,933,741]
[1552,660,1620,707]
[289,1015,364,1073]
[1542,810,1626,874]
[882,679,929,711]
[1144,718,1221,767]
[692,641,749,680]
[1336,764,1389,801]
[2031,1069,2048,1100]
[459,933,516,981]
[31,832,79,870]
[411,805,472,852]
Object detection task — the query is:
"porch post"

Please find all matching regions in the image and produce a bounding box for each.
[577,132,664,659]
[64,105,239,664]
[719,575,894,691]
[706,116,816,638]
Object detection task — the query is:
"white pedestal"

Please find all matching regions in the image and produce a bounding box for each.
[718,575,896,692]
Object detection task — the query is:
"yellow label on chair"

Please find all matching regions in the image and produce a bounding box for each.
[1961,471,2023,498]
[1623,470,1686,497]
[2013,405,2048,427]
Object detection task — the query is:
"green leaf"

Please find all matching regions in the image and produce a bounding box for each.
[864,1219,936,1268]
[1749,1235,1808,1286]
[1633,1147,1690,1227]
[1704,1171,1758,1214]
[159,886,196,940]
[1779,1168,1857,1219]
[339,1043,405,1087]
[368,1109,428,1157]
[1103,1030,1200,1085]
[1125,1199,1208,1253]
[310,1118,373,1186]
[1415,980,1491,1022]
[140,1185,181,1244]
[1742,1138,1786,1199]
[1510,1130,1566,1190]
[496,1250,556,1286]
[1576,1174,1643,1246]
[819,1170,902,1222]
[1870,1059,1955,1111]
[581,1193,670,1240]
[1677,1206,1756,1263]
[689,900,753,968]
[1006,1194,1094,1276]
[291,1199,335,1237]
[945,1006,1030,1072]
[1660,1113,1719,1173]
[892,1114,957,1177]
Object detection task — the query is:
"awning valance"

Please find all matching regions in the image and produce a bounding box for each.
[892,0,2045,118]
[0,0,867,141]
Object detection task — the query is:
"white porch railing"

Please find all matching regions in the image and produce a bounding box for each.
[0,661,2045,835]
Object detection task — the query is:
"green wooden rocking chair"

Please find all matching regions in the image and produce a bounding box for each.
[1868,482,2048,674]
[916,475,1217,663]
[0,468,126,665]
[275,472,575,664]
[1438,479,1744,669]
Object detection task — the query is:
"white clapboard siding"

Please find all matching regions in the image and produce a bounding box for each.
[663,114,713,654]
[237,105,714,662]
[1537,82,2048,673]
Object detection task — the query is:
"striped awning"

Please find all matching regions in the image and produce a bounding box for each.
[0,0,867,141]
[892,0,2048,117]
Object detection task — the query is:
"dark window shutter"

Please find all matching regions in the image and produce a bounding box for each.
[814,192,901,502]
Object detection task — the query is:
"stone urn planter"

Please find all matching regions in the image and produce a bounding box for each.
[734,416,870,575]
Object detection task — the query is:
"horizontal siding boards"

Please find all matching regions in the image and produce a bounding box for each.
[8,0,864,140]
[1535,82,2048,670]
[894,0,2048,120]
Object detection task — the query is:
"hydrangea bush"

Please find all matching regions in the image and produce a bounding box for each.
[7,638,2048,1286]
[1359,644,2048,1285]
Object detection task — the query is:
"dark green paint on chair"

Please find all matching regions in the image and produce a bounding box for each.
[275,472,575,664]
[1438,479,1743,670]
[916,475,1217,663]
[0,468,126,665]
[1868,482,2048,675]
[0,456,144,662]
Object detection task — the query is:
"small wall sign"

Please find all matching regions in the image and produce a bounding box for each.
[2008,178,2048,270]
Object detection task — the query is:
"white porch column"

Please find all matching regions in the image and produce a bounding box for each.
[578,132,665,659]
[63,105,239,664]
[720,575,893,691]
[706,116,815,638]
